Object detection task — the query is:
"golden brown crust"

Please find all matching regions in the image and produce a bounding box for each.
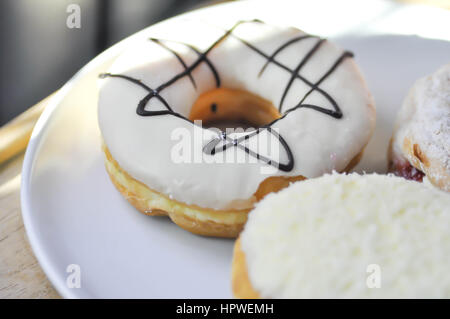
[389,135,450,192]
[403,137,450,191]
[104,146,248,238]
[231,238,261,299]
[403,138,430,171]
[344,149,365,172]
[104,143,365,237]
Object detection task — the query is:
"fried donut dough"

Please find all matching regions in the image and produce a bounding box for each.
[104,145,305,237]
[389,64,450,191]
[232,173,450,298]
[98,19,375,237]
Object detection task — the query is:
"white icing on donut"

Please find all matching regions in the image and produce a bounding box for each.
[241,173,450,298]
[98,18,375,210]
[392,63,450,190]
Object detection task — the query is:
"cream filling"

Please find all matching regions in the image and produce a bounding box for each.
[104,150,248,225]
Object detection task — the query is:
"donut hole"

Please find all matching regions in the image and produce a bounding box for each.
[189,88,280,131]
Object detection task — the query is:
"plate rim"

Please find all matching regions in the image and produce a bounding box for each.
[20,38,117,300]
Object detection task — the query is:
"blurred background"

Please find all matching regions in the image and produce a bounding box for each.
[0,0,221,126]
[1,0,448,126]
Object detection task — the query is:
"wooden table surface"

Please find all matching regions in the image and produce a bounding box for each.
[0,0,448,299]
[0,150,59,298]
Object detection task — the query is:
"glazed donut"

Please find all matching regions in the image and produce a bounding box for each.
[389,63,450,192]
[232,173,450,298]
[98,18,375,237]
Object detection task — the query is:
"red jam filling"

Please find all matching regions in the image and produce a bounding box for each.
[391,159,425,182]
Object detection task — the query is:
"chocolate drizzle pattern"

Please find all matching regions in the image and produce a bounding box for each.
[100,19,354,172]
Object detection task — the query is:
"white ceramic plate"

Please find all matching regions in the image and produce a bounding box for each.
[21,0,450,298]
